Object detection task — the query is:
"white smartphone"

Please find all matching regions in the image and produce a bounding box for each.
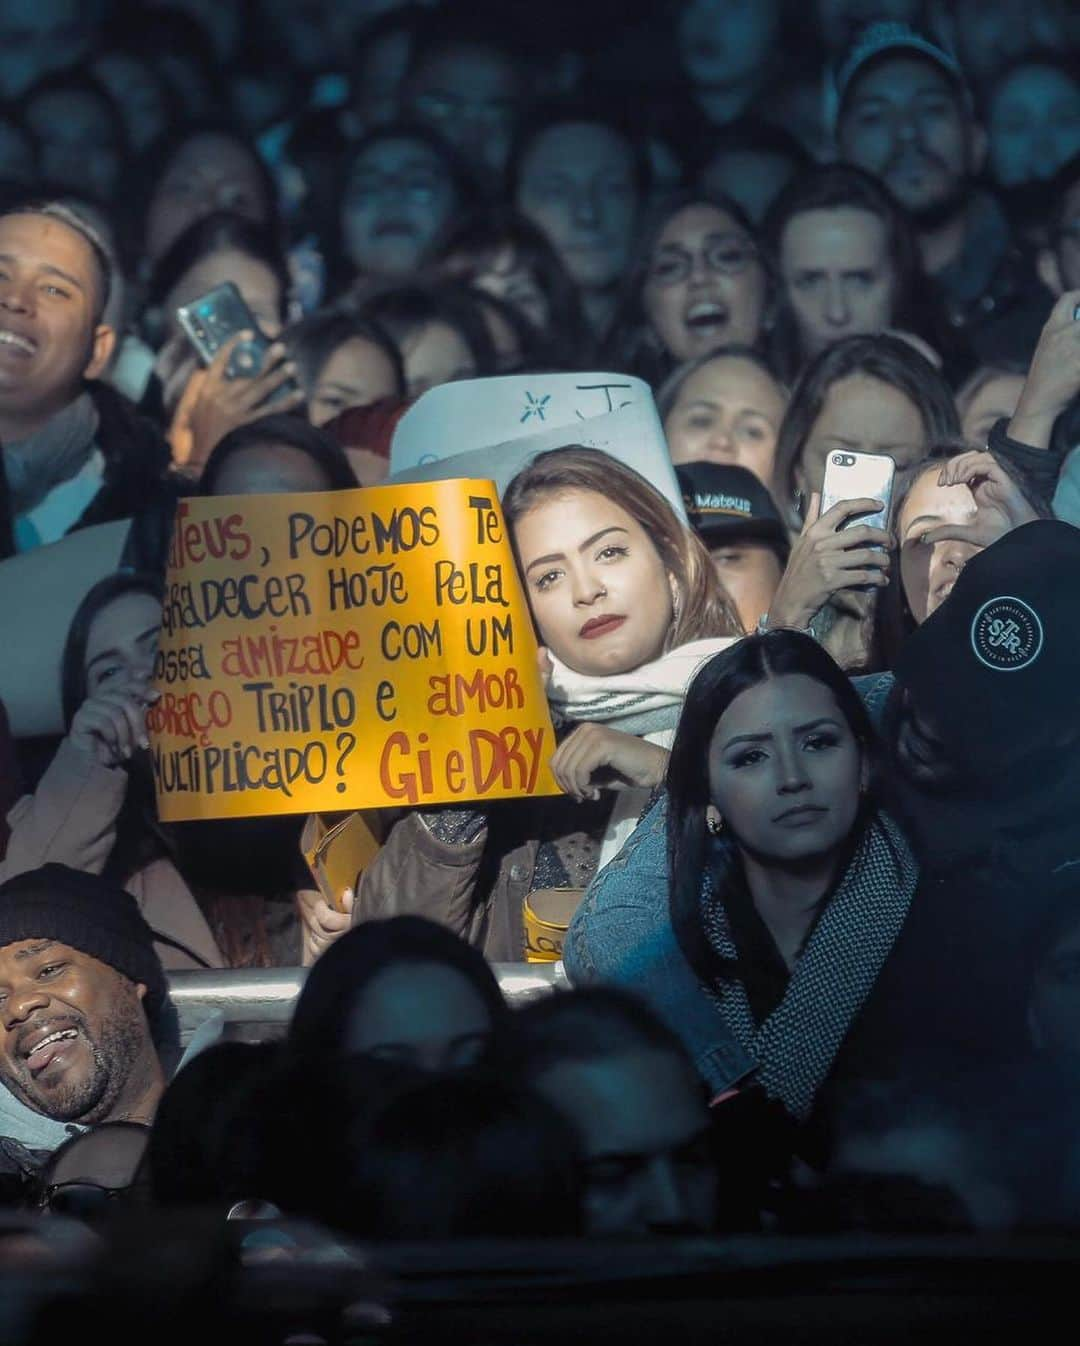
[820,450,896,535]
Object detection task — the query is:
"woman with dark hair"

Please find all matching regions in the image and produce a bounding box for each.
[0,573,223,970]
[290,916,510,1069]
[877,445,1045,666]
[566,630,918,1124]
[358,281,497,397]
[339,122,477,293]
[300,446,742,964]
[198,413,358,496]
[285,310,404,427]
[142,211,293,349]
[602,191,772,388]
[763,335,960,671]
[771,333,961,531]
[434,207,589,366]
[140,211,302,473]
[763,164,954,380]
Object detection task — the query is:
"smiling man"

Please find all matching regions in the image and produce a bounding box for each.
[0,202,170,557]
[0,865,168,1149]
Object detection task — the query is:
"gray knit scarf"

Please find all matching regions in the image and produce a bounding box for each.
[3,392,100,514]
[701,811,918,1121]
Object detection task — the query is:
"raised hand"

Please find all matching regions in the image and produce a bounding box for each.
[767,492,891,631]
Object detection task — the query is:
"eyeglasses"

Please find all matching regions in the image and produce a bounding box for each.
[648,238,759,286]
[38,1181,128,1218]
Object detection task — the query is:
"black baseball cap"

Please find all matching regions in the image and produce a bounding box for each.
[676,463,790,563]
[895,521,1080,772]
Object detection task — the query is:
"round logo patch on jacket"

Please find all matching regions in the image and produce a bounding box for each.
[970,595,1044,671]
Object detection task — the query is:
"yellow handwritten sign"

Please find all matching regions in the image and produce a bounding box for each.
[150,479,560,820]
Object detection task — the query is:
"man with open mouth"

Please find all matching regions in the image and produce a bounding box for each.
[0,863,169,1150]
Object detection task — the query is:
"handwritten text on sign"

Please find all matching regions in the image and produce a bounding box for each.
[150,479,560,820]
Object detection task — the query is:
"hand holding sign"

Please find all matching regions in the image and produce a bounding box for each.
[70,685,158,766]
[549,724,670,803]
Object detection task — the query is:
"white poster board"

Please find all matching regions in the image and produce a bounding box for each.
[389,374,685,518]
[0,520,131,736]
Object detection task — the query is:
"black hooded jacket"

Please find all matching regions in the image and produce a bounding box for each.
[0,380,174,563]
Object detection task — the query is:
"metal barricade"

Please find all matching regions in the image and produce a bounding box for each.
[167,962,569,1042]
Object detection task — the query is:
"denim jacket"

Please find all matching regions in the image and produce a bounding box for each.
[564,793,757,1096]
[564,673,900,1098]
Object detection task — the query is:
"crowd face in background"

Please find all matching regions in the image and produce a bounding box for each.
[0,0,96,101]
[644,204,767,361]
[306,335,400,426]
[710,540,784,632]
[987,62,1080,190]
[342,135,459,280]
[895,463,979,623]
[145,135,271,264]
[837,58,979,224]
[23,82,124,201]
[793,372,926,505]
[164,247,285,342]
[779,207,896,358]
[663,353,785,482]
[516,124,638,307]
[404,41,519,182]
[530,1046,717,1235]
[343,960,494,1072]
[676,0,781,122]
[958,370,1025,443]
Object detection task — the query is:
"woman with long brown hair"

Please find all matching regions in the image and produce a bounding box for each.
[301,447,742,964]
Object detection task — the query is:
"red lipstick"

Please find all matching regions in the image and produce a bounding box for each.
[579,614,626,639]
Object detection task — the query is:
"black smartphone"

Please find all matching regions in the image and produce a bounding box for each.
[176,281,299,405]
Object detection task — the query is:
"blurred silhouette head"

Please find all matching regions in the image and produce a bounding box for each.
[512,988,718,1235]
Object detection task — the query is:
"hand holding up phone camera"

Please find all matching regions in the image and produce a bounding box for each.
[173,332,305,474]
[768,488,893,632]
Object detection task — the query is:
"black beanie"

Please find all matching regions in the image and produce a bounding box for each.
[0,865,169,1035]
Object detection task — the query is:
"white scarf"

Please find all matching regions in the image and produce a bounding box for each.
[548,637,739,869]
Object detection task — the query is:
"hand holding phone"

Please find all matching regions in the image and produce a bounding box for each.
[767,462,894,632]
[176,281,301,406]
